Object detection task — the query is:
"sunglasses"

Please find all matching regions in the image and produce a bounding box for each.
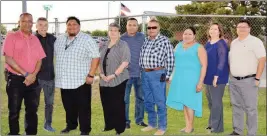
[147,26,157,30]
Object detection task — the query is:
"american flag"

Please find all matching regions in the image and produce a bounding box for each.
[121,3,130,13]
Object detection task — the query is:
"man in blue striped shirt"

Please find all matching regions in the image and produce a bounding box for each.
[54,16,100,135]
[121,18,148,129]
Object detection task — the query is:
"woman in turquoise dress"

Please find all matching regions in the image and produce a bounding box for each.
[166,27,207,133]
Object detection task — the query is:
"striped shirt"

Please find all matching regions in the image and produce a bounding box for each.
[139,34,175,78]
[99,40,131,87]
[54,32,100,89]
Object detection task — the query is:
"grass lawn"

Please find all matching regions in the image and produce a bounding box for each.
[0,57,266,135]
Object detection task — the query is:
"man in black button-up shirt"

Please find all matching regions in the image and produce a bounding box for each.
[35,17,56,132]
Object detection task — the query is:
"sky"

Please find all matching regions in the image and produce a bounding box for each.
[0,1,191,33]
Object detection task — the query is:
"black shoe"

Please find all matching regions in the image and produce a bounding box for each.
[136,122,148,127]
[80,132,89,135]
[126,123,131,129]
[229,131,240,135]
[206,126,211,130]
[61,128,75,134]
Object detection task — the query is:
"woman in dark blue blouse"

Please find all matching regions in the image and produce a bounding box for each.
[204,23,229,133]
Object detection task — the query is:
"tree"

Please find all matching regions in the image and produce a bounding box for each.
[114,16,128,34]
[0,24,7,35]
[91,30,107,37]
[156,1,266,45]
[12,26,20,32]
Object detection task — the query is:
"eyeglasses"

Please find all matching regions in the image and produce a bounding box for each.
[147,26,157,30]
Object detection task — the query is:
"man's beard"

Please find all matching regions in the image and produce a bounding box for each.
[69,33,77,37]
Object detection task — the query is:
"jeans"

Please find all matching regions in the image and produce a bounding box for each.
[124,77,145,124]
[38,79,55,126]
[141,69,167,131]
[6,72,41,135]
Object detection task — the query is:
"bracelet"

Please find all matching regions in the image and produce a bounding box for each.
[254,78,260,81]
[87,74,94,78]
[113,73,118,77]
[24,72,29,77]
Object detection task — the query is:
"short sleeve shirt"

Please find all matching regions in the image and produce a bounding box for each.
[229,34,266,77]
[2,31,46,74]
[54,32,100,89]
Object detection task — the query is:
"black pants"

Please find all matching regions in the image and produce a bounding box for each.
[100,80,127,134]
[61,83,92,133]
[6,72,41,135]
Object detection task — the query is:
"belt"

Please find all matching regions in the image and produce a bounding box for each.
[144,67,164,72]
[233,74,256,80]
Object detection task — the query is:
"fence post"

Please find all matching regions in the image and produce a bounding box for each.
[142,15,147,34]
[54,18,59,37]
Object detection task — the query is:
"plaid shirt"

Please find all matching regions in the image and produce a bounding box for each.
[54,32,100,89]
[139,34,174,78]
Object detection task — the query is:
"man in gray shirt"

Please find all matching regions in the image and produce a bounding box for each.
[229,19,266,136]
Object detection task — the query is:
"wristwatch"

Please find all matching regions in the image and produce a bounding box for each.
[87,74,94,78]
[24,72,29,77]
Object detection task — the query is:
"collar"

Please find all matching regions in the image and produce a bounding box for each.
[124,32,138,37]
[238,34,251,42]
[17,30,34,39]
[107,39,120,47]
[148,33,160,41]
[65,31,81,39]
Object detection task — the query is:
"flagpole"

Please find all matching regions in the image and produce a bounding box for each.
[108,1,110,29]
[118,1,121,27]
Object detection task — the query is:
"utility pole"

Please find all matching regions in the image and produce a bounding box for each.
[22,0,27,13]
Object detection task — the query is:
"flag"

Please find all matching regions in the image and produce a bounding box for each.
[120,11,126,16]
[121,3,130,13]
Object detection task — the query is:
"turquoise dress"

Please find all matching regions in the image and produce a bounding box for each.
[166,42,202,117]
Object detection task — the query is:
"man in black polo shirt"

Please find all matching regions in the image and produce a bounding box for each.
[35,17,56,132]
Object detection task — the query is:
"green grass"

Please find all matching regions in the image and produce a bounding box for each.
[0,57,266,135]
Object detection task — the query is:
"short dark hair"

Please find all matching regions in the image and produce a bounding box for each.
[66,16,80,25]
[185,26,196,35]
[238,19,251,27]
[20,12,32,17]
[109,23,121,32]
[127,18,138,23]
[37,17,48,22]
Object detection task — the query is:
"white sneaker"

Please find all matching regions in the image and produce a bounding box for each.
[141,126,156,132]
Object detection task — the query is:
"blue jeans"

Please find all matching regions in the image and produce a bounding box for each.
[141,69,167,131]
[38,79,55,126]
[124,77,145,124]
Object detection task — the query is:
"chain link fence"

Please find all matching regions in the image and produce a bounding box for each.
[0,14,266,86]
[1,14,266,47]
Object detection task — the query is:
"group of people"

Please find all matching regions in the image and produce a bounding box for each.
[2,12,266,136]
